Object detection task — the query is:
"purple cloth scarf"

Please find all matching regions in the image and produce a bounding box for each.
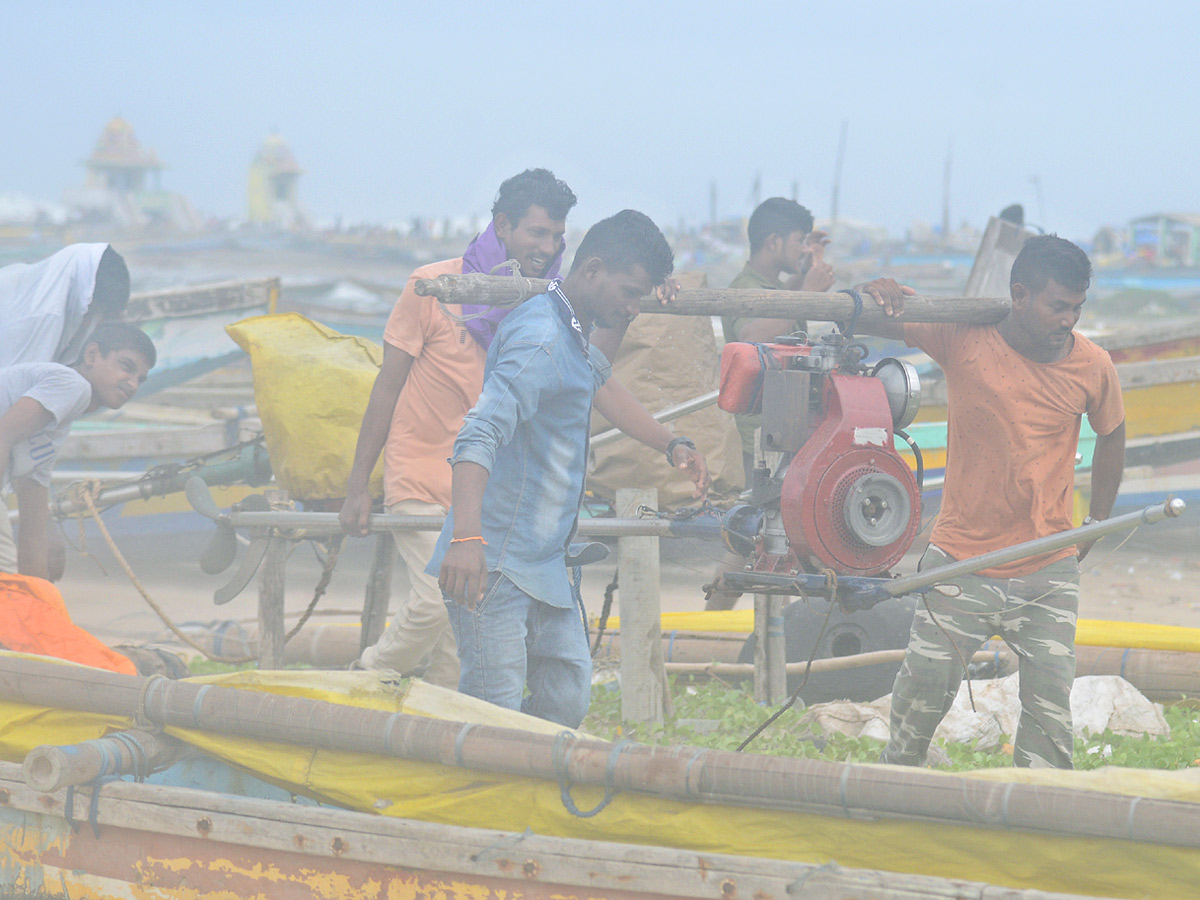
[460,221,564,349]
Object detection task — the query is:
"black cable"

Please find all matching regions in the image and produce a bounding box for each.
[590,568,619,657]
[894,428,924,493]
[736,578,840,752]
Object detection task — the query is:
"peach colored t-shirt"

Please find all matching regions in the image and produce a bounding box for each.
[383,257,487,508]
[904,323,1124,578]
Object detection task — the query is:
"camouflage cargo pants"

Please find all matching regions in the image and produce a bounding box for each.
[880,545,1080,769]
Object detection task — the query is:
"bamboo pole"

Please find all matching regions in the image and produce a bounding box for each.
[184,623,1200,702]
[413,273,1011,324]
[23,729,183,791]
[665,648,1012,678]
[3,655,1199,849]
[591,390,718,449]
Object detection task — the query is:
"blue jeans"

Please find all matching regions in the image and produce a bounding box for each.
[445,572,592,728]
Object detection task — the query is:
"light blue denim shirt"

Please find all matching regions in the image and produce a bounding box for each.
[427,291,611,608]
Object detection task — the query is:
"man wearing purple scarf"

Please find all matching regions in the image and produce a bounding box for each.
[341,169,709,688]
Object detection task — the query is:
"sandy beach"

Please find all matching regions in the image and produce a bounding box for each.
[55,512,1199,657]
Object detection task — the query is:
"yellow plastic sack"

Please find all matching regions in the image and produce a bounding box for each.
[226,313,383,500]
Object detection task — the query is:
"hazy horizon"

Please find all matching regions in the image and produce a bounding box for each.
[5,1,1198,242]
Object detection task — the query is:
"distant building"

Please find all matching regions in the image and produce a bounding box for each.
[84,116,163,194]
[66,117,201,231]
[1129,213,1200,268]
[247,133,305,228]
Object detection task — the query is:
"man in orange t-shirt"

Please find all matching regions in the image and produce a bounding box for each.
[339,170,710,687]
[859,235,1125,768]
[338,169,579,687]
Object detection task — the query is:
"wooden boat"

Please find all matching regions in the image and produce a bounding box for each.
[912,352,1200,453]
[1,656,1198,900]
[47,279,275,474]
[0,760,1123,900]
[123,277,279,394]
[896,419,1200,511]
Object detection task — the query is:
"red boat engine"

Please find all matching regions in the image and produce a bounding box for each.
[718,334,921,576]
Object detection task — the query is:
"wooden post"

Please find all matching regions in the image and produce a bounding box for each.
[257,535,288,669]
[753,594,768,702]
[360,533,397,654]
[753,594,788,704]
[616,488,664,726]
[767,596,787,703]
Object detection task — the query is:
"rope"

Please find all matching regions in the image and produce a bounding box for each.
[135,674,168,728]
[836,288,864,337]
[436,259,538,324]
[73,482,340,665]
[736,569,840,752]
[552,731,627,818]
[283,536,342,643]
[590,568,618,657]
[108,731,149,782]
[74,482,255,664]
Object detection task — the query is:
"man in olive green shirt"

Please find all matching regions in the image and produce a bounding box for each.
[722,197,835,486]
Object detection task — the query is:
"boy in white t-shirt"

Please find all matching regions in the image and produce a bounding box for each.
[0,322,155,579]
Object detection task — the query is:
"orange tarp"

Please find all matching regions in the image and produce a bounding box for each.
[0,574,135,675]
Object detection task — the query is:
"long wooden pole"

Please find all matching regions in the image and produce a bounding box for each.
[4,656,1199,848]
[413,273,1011,324]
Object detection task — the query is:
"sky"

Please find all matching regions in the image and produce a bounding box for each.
[4,1,1199,241]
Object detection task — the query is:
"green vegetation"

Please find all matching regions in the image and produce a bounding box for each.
[186,656,258,675]
[581,678,1200,772]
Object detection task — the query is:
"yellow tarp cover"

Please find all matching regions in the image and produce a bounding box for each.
[225,313,384,500]
[612,609,1200,652]
[3,656,1199,899]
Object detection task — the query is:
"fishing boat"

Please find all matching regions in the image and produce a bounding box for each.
[2,655,1199,900]
[122,277,279,394]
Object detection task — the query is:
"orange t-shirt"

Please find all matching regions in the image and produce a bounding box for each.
[383,258,487,508]
[904,323,1124,578]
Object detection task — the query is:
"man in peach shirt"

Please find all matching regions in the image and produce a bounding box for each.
[860,235,1125,769]
[340,169,708,687]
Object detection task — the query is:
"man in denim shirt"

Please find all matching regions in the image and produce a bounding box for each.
[431,210,689,727]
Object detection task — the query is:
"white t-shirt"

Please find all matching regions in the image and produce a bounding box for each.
[0,363,93,489]
[0,243,109,366]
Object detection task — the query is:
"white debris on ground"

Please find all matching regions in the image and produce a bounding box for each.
[797,674,1169,753]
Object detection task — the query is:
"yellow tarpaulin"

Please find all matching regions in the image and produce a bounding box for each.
[3,658,1199,899]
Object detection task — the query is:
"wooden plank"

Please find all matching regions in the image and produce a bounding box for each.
[0,764,1122,900]
[125,278,280,322]
[60,422,232,460]
[1117,354,1200,389]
